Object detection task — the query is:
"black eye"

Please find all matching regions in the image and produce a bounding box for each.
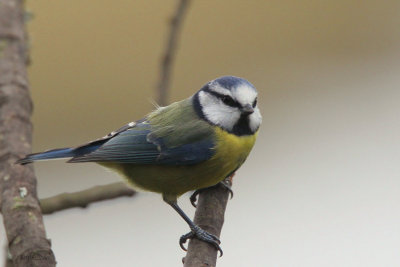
[221,95,236,107]
[252,98,257,108]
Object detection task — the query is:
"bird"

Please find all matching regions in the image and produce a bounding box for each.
[17,76,262,255]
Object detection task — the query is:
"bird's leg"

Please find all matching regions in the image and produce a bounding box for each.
[190,173,234,208]
[167,201,223,256]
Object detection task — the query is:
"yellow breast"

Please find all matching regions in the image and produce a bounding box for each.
[210,126,258,175]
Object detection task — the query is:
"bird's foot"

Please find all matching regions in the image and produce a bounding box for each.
[190,178,234,208]
[179,225,223,256]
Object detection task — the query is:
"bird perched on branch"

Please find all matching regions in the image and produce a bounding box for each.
[17,76,262,255]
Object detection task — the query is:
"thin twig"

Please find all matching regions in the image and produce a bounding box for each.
[183,177,232,267]
[40,182,136,214]
[156,0,191,106]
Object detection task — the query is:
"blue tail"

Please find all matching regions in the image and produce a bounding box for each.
[16,142,104,165]
[16,148,75,164]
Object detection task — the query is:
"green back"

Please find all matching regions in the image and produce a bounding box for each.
[147,97,214,148]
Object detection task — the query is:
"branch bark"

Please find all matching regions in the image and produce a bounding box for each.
[183,179,232,267]
[40,182,136,214]
[0,1,56,266]
[156,0,191,106]
[4,245,13,267]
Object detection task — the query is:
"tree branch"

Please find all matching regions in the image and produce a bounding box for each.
[0,1,56,266]
[40,182,136,215]
[156,0,191,106]
[183,178,232,267]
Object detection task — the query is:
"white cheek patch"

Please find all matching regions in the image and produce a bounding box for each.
[198,91,240,131]
[204,104,241,131]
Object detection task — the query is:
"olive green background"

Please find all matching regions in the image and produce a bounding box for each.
[1,1,400,266]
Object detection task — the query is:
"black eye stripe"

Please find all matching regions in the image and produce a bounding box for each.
[203,89,241,108]
[252,98,257,107]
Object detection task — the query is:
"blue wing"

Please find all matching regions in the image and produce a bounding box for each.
[17,99,216,166]
[68,120,215,165]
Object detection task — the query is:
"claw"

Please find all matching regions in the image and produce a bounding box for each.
[189,178,234,208]
[179,232,192,251]
[179,225,223,257]
[219,180,234,199]
[189,189,202,208]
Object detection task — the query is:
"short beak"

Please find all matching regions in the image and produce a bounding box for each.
[241,104,254,115]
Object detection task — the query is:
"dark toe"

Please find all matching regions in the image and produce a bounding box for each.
[179,226,223,256]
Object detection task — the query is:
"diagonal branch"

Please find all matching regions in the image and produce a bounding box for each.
[0,1,56,266]
[156,0,191,106]
[40,182,136,214]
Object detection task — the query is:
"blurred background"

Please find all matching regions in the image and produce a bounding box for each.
[2,0,400,266]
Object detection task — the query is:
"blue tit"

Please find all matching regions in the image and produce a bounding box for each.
[18,76,262,254]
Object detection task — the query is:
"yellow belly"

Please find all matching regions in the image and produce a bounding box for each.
[101,127,258,200]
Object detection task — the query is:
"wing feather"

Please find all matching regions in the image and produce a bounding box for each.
[69,98,216,165]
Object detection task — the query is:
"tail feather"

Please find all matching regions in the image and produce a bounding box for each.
[16,148,75,164]
[16,141,104,164]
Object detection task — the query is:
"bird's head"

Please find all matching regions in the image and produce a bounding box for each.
[193,76,262,136]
